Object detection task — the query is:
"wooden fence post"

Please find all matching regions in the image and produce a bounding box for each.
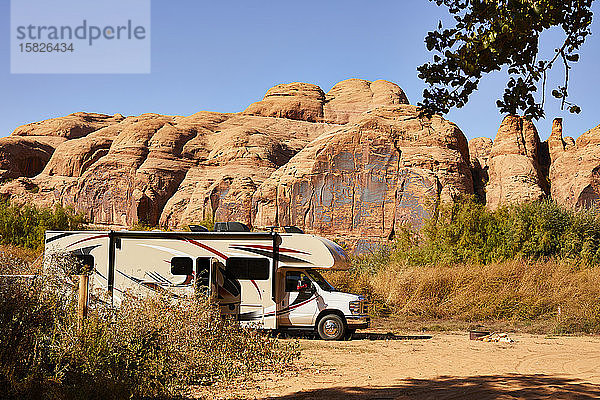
[77,274,89,331]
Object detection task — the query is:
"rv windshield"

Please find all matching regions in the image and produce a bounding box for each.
[306,270,336,292]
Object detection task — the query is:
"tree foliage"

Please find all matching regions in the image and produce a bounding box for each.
[418,0,594,119]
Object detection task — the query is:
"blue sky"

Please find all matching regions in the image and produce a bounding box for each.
[1,0,599,141]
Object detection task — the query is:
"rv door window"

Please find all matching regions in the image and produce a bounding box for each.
[171,257,193,275]
[226,257,269,280]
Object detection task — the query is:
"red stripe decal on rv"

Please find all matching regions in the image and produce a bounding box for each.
[184,238,228,260]
[250,280,262,299]
[263,295,317,317]
[66,234,109,248]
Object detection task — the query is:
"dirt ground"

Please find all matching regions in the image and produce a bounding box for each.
[203,331,600,399]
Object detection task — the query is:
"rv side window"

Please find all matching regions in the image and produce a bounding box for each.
[74,254,94,273]
[226,257,269,280]
[171,257,193,275]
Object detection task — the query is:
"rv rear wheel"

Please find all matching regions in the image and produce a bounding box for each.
[317,314,345,340]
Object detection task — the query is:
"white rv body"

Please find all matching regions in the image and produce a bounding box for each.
[44,230,369,339]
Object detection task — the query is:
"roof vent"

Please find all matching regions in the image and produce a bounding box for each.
[188,225,209,232]
[213,222,251,232]
[283,226,304,234]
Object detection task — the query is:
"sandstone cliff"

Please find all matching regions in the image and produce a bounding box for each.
[485,115,548,209]
[0,78,473,250]
[253,105,473,250]
[2,78,598,251]
[550,122,600,208]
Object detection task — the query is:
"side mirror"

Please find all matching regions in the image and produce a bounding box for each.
[171,257,193,275]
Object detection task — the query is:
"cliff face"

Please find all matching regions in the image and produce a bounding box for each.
[550,122,600,208]
[1,78,598,251]
[0,78,474,250]
[469,116,600,212]
[485,115,548,209]
[253,105,473,251]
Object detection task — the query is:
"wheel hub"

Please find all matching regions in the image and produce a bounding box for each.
[323,320,340,337]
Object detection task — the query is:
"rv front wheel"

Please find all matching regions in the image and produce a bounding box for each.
[317,314,345,340]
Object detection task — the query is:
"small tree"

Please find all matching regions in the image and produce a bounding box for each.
[418,0,594,120]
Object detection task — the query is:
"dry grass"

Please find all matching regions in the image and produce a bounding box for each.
[0,248,300,399]
[327,260,600,334]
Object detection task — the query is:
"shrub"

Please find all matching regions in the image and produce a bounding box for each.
[0,250,299,399]
[367,260,600,334]
[0,250,75,397]
[53,294,299,398]
[398,197,600,265]
[331,199,600,332]
[0,201,85,250]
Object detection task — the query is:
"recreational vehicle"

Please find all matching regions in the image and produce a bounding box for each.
[44,225,369,340]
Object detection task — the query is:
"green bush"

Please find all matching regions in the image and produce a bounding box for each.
[0,251,75,397]
[0,201,85,250]
[396,197,600,265]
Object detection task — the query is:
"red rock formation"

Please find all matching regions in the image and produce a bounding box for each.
[252,105,473,250]
[0,137,56,180]
[0,112,124,181]
[550,123,600,208]
[13,112,124,139]
[243,83,326,122]
[158,112,334,228]
[323,79,409,124]
[2,107,336,227]
[0,79,472,251]
[486,115,548,209]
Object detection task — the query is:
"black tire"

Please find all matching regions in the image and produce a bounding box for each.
[317,314,346,340]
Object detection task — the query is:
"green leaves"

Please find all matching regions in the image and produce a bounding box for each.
[400,197,600,266]
[418,0,593,120]
[565,53,580,62]
[0,201,85,249]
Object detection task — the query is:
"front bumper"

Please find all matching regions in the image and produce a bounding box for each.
[346,314,370,329]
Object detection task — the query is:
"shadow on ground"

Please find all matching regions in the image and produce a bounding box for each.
[351,332,432,341]
[277,331,432,341]
[264,374,600,399]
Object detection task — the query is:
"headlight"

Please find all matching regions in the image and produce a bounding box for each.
[349,300,361,314]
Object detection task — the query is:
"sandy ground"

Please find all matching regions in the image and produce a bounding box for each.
[203,332,600,399]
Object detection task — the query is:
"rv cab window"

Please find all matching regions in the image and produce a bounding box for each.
[285,271,312,292]
[171,257,193,275]
[226,257,269,280]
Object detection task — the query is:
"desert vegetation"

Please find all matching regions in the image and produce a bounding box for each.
[0,200,85,250]
[0,249,299,399]
[327,198,600,334]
